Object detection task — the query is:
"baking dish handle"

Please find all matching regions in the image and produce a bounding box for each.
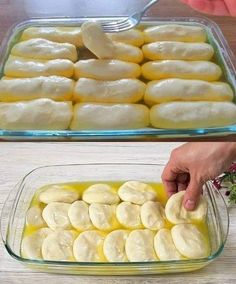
[0,182,20,244]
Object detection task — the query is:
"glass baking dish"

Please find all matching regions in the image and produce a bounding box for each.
[0,16,236,140]
[1,163,229,275]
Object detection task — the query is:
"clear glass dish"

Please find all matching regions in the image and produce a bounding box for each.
[0,16,235,140]
[1,163,229,275]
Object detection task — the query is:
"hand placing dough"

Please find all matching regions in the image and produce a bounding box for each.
[162,142,236,210]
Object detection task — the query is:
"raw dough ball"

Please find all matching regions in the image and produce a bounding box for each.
[125,229,157,261]
[118,181,157,205]
[103,230,129,262]
[171,224,210,259]
[89,203,117,231]
[26,206,46,228]
[154,228,184,260]
[73,230,105,261]
[42,202,72,230]
[21,228,52,259]
[165,191,207,224]
[82,183,119,204]
[141,201,166,230]
[42,230,77,261]
[116,202,142,229]
[68,200,93,231]
[39,184,79,204]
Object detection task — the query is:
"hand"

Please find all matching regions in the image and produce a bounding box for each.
[181,0,236,16]
[162,142,236,210]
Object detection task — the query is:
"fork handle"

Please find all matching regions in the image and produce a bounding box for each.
[142,0,160,14]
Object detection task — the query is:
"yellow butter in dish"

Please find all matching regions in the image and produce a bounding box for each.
[21,26,83,47]
[150,101,236,129]
[0,99,73,130]
[142,41,214,61]
[11,38,78,62]
[142,60,222,81]
[4,56,74,78]
[107,29,144,47]
[144,25,207,43]
[74,78,145,103]
[144,79,233,105]
[0,76,74,102]
[70,103,149,130]
[74,59,141,80]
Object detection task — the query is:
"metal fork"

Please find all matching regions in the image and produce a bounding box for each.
[101,0,160,33]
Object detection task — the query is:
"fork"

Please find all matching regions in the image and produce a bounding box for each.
[101,0,160,33]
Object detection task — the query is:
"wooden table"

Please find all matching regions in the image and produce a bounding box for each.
[0,142,236,283]
[0,0,236,141]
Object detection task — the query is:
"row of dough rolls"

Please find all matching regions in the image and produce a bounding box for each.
[21,181,210,262]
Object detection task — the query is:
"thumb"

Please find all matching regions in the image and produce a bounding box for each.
[183,177,203,211]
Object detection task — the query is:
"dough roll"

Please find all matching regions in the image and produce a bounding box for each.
[21,26,83,47]
[144,24,207,43]
[0,99,73,130]
[70,103,150,130]
[144,79,234,105]
[74,78,145,103]
[0,76,74,102]
[107,29,144,47]
[150,101,236,129]
[74,59,141,80]
[142,60,222,81]
[142,41,214,61]
[4,56,74,78]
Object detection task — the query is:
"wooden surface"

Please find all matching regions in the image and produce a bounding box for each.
[0,0,236,141]
[0,142,236,283]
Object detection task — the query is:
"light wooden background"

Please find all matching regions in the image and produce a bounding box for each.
[0,142,236,283]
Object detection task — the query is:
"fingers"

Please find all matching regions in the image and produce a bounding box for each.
[180,0,230,16]
[161,161,178,197]
[183,177,203,210]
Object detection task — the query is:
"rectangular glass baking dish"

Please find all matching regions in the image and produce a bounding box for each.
[0,163,229,275]
[0,16,236,140]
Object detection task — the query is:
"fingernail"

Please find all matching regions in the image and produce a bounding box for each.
[185,199,195,210]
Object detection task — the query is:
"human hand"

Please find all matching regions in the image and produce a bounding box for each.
[180,0,236,16]
[162,142,236,210]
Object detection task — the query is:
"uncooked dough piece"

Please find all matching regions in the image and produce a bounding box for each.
[70,103,150,130]
[141,60,222,81]
[107,29,144,47]
[144,79,234,105]
[0,99,73,130]
[42,202,72,230]
[143,25,206,43]
[0,76,74,102]
[125,229,157,261]
[11,38,78,62]
[116,202,142,229]
[140,201,166,230]
[118,181,157,205]
[82,183,120,204]
[142,41,214,61]
[171,224,210,259]
[154,228,184,261]
[165,191,207,224]
[42,229,77,261]
[21,227,52,259]
[4,56,74,78]
[103,230,129,262]
[68,200,93,231]
[150,101,236,129]
[113,41,143,63]
[21,26,83,47]
[89,203,117,231]
[39,184,79,204]
[81,21,115,59]
[74,59,141,80]
[26,206,46,228]
[73,78,145,103]
[73,230,105,262]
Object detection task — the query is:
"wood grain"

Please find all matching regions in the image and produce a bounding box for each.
[0,142,236,283]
